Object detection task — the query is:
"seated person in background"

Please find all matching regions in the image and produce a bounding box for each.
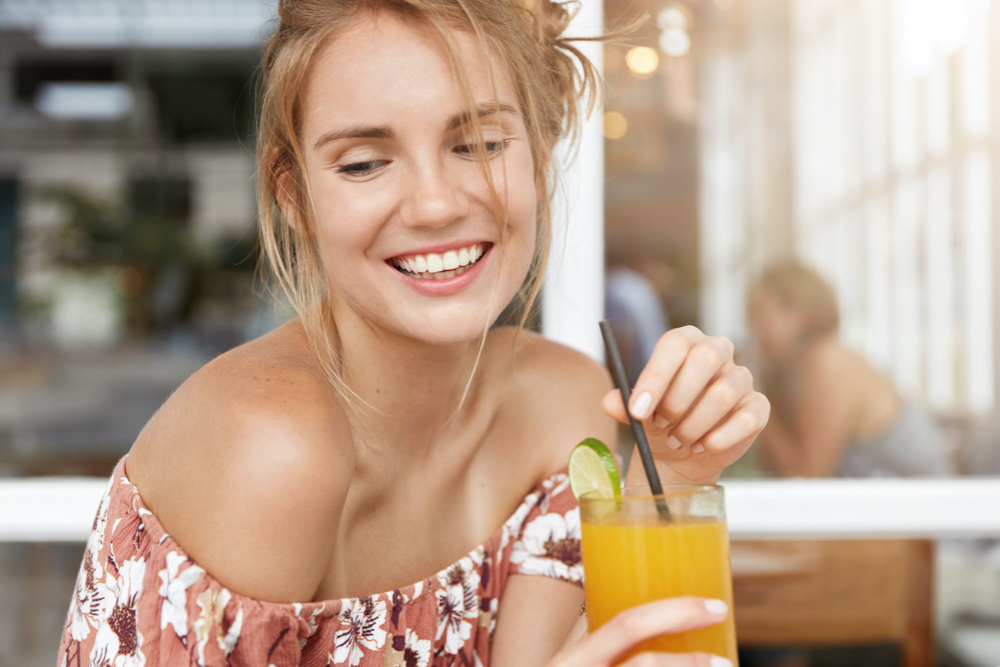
[748,260,954,477]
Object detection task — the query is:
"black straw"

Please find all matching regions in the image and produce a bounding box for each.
[599,319,671,520]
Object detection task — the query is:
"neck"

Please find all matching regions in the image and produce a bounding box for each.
[330,302,486,457]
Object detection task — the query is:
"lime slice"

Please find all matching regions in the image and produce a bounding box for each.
[568,438,621,500]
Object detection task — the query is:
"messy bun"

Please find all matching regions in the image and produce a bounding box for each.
[256,0,606,400]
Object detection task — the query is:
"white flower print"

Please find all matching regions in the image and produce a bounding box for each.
[509,508,583,582]
[193,588,241,666]
[69,477,117,641]
[158,551,204,644]
[294,602,325,649]
[88,557,147,667]
[406,581,424,603]
[402,628,431,667]
[331,596,388,666]
[435,560,481,655]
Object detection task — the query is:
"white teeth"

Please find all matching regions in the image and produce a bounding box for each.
[393,243,487,279]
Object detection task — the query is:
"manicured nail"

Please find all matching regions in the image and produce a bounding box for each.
[631,392,652,419]
[654,413,669,429]
[667,435,683,449]
[692,443,705,454]
[710,657,733,667]
[704,599,729,615]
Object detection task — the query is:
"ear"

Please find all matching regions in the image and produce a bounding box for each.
[266,147,309,236]
[275,171,299,229]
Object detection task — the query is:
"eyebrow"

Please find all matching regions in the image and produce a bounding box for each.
[311,102,520,151]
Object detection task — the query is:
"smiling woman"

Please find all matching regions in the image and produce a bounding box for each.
[56,2,768,666]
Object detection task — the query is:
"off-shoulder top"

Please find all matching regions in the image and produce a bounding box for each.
[58,457,583,667]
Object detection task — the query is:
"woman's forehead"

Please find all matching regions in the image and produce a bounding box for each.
[302,12,520,135]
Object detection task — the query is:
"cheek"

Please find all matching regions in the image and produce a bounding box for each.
[309,177,394,265]
[494,153,538,239]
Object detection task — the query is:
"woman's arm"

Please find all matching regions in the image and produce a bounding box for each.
[490,576,584,667]
[492,579,730,667]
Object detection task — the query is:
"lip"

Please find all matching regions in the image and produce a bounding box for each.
[387,243,493,296]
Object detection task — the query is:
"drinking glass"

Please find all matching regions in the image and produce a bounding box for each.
[579,485,737,664]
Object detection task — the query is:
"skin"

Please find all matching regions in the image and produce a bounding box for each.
[126,13,768,667]
[749,287,900,477]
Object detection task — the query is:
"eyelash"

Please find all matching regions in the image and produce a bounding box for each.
[336,161,384,175]
[334,140,511,176]
[454,139,512,156]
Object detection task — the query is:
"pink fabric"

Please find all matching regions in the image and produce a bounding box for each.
[59,457,582,666]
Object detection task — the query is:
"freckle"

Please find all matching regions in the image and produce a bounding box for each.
[376,388,380,394]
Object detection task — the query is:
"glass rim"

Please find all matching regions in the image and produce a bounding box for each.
[578,483,722,504]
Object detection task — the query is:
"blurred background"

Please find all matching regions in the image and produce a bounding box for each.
[0,0,999,665]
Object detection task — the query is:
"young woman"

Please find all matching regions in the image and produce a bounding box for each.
[59,2,768,665]
[749,260,952,478]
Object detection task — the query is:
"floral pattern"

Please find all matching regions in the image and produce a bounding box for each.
[59,457,582,666]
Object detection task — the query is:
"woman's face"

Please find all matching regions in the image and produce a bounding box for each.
[295,14,538,346]
[748,287,809,358]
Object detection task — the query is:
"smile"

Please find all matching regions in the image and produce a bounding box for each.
[390,243,490,280]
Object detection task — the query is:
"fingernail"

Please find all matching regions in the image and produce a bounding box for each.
[710,658,733,667]
[667,435,683,449]
[704,599,728,615]
[654,413,669,429]
[631,392,652,419]
[693,443,706,454]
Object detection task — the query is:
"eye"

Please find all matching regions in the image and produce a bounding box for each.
[335,160,387,175]
[454,139,511,157]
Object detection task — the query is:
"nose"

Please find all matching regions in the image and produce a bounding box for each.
[398,156,470,229]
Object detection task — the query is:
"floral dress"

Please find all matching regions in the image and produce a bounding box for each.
[58,457,583,667]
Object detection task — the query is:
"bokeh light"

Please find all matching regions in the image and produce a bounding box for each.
[659,29,691,57]
[603,111,629,140]
[625,46,659,75]
[657,7,688,31]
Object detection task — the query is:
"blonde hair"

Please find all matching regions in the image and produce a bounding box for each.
[755,259,840,339]
[255,0,604,403]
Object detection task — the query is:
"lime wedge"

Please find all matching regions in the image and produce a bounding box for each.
[568,438,621,500]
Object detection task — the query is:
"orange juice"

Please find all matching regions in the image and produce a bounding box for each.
[581,515,737,664]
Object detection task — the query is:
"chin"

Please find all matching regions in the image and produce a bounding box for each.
[392,309,505,346]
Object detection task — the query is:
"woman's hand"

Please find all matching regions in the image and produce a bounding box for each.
[602,326,770,485]
[548,597,732,667]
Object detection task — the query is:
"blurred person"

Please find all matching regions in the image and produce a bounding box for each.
[58,2,769,666]
[748,260,953,478]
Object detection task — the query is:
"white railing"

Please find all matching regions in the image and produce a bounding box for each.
[3,476,1000,542]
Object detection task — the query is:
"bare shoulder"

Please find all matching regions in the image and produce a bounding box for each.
[804,337,867,380]
[127,320,354,602]
[800,336,877,403]
[485,328,616,473]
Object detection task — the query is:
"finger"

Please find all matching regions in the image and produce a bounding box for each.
[620,652,733,667]
[603,388,629,424]
[670,365,753,448]
[699,392,771,454]
[568,597,728,667]
[656,337,734,425]
[628,327,704,421]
